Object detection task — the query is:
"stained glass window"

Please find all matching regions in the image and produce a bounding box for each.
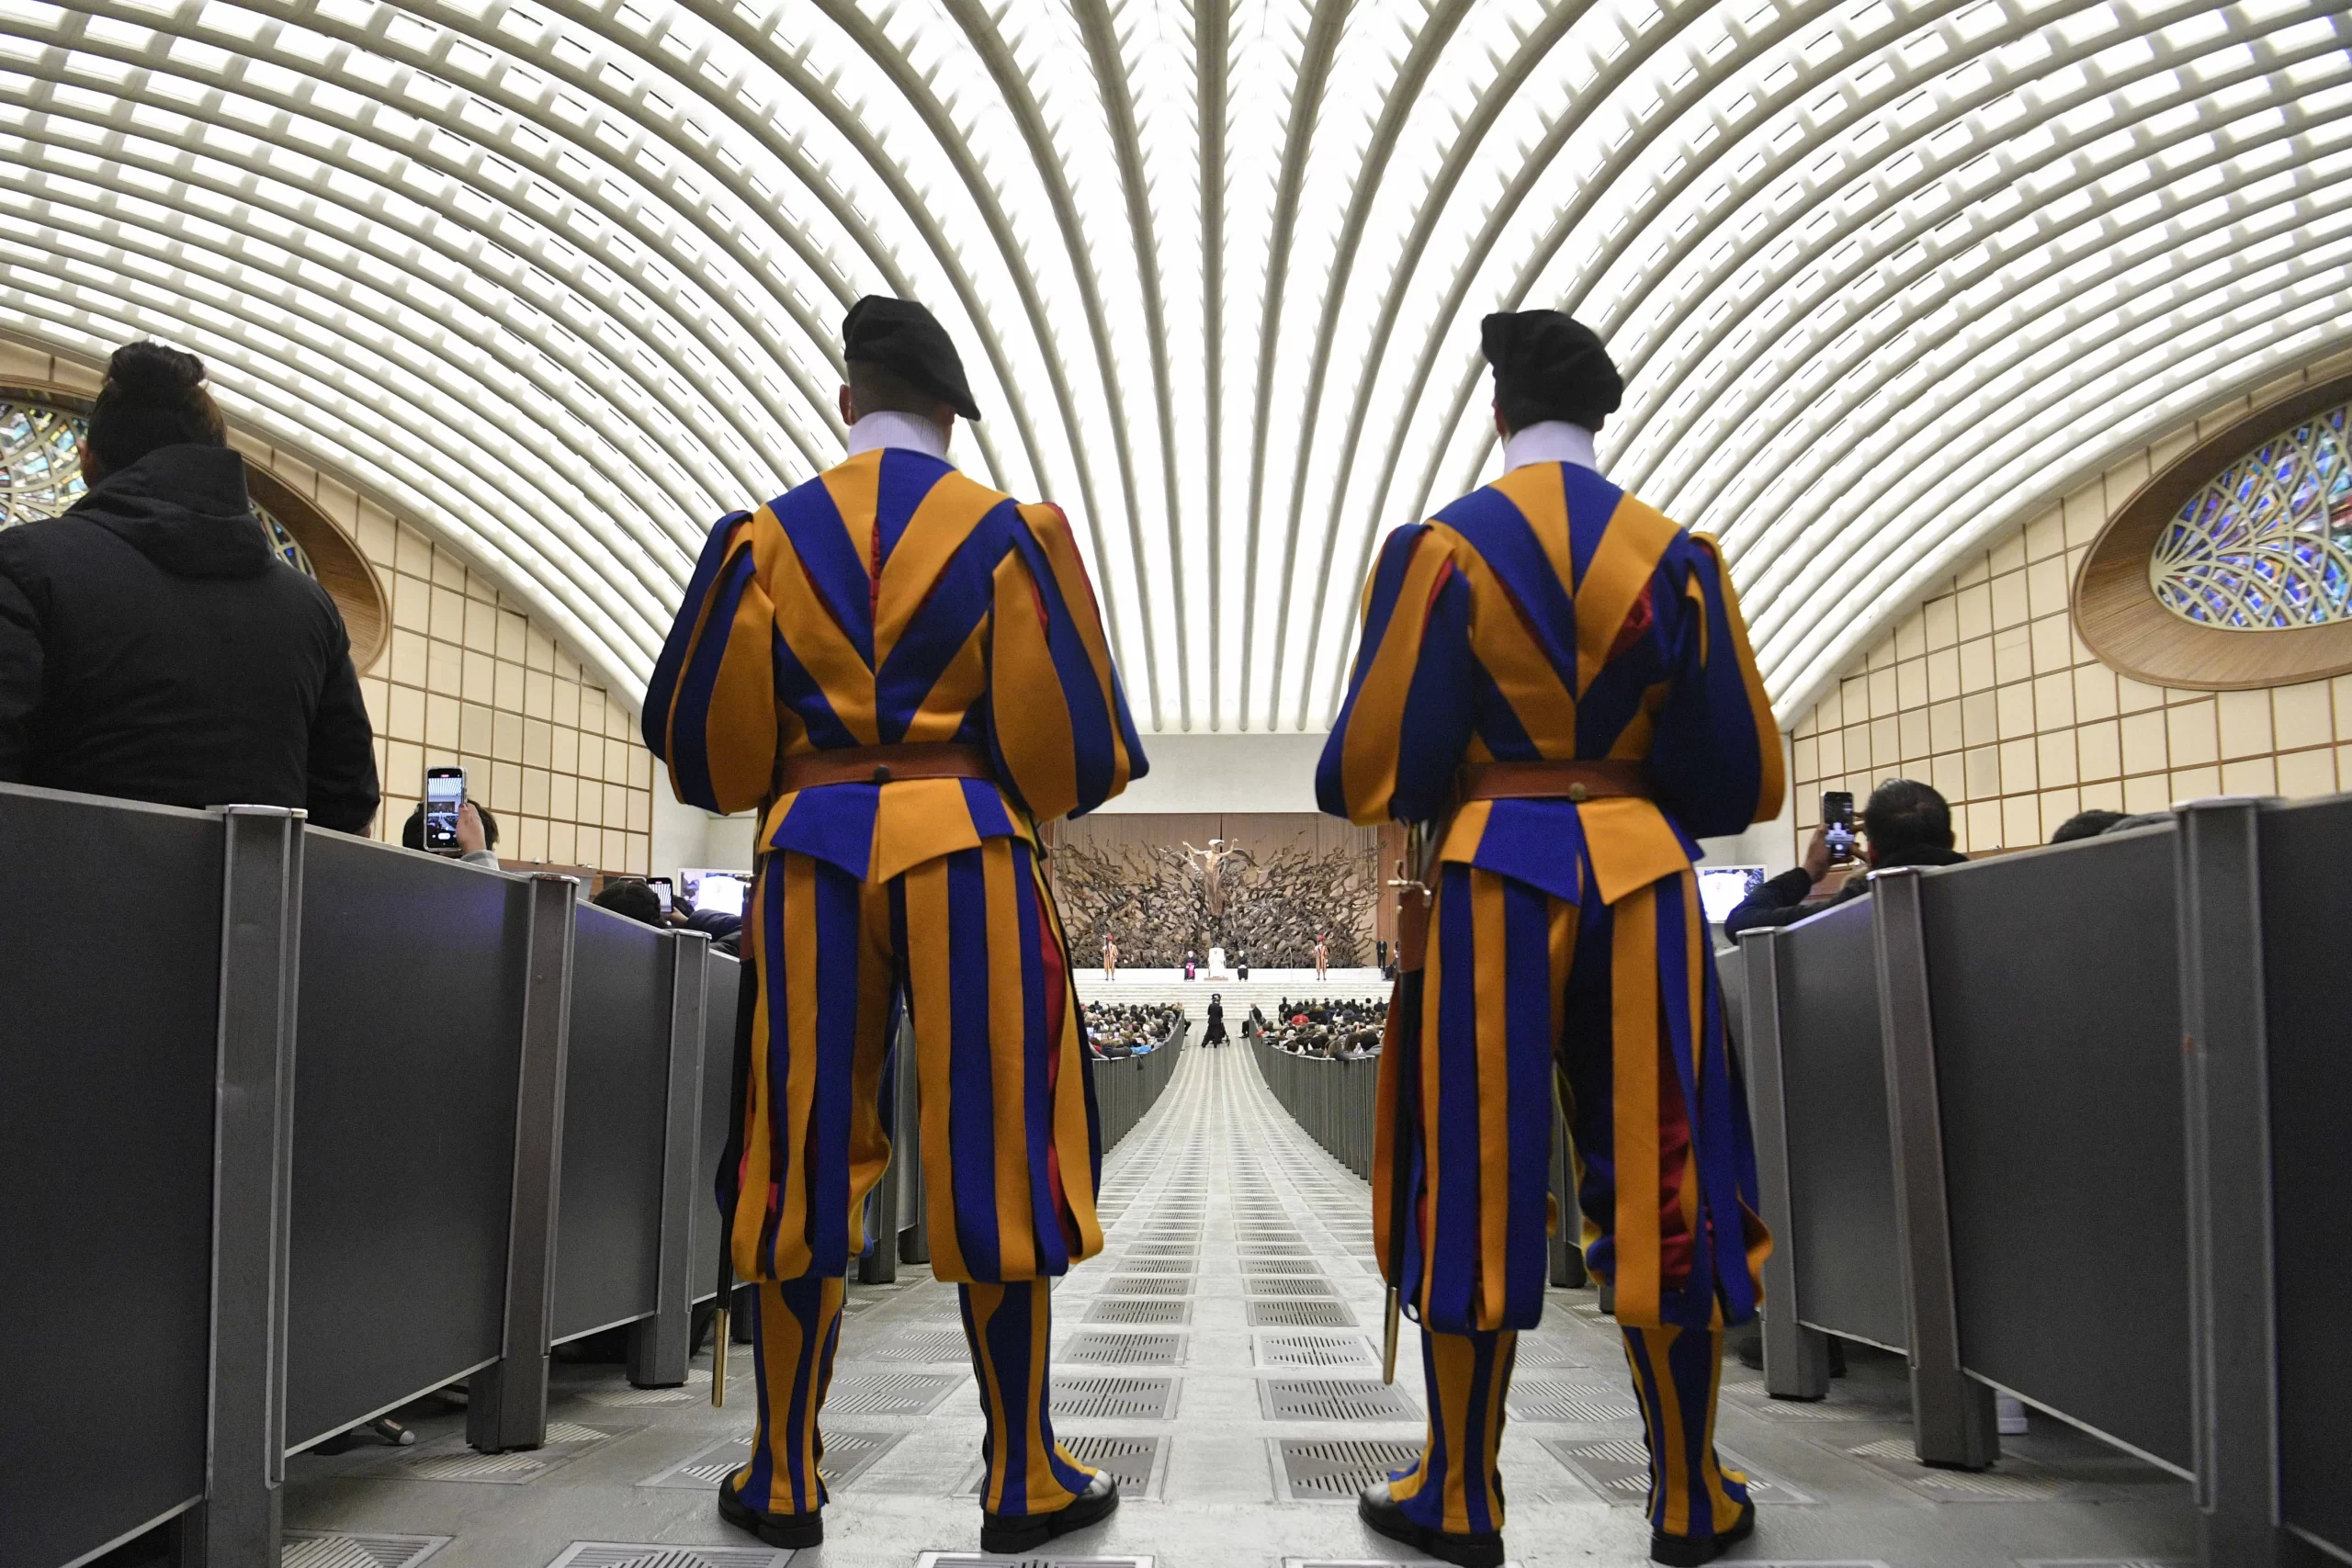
[0,400,88,524]
[0,396,315,577]
[2151,404,2352,631]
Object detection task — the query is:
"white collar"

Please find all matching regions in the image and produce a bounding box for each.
[1502,420,1600,475]
[844,409,950,461]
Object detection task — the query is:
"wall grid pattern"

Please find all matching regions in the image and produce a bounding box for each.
[1792,350,2352,853]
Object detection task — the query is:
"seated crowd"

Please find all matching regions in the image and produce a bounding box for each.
[1083,1000,1183,1058]
[1253,996,1388,1058]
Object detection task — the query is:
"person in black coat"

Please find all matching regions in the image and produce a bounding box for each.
[1201,992,1229,1048]
[1723,778,1965,936]
[0,341,379,832]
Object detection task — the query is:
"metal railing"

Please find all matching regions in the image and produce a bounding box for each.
[0,780,1183,1568]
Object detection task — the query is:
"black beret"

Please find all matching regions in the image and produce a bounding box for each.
[1481,310,1623,433]
[843,295,981,422]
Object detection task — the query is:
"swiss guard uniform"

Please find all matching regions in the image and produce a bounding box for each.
[646,298,1146,1553]
[1318,312,1783,1568]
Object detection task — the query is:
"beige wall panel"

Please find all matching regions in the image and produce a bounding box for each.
[1788,360,2352,853]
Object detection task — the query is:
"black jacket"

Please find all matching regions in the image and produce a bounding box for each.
[0,445,380,832]
[1722,844,1968,936]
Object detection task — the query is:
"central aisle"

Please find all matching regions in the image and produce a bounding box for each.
[284,1043,2195,1566]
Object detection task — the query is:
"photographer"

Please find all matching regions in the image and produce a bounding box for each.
[1724,778,1964,936]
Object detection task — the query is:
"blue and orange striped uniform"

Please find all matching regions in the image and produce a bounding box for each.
[646,444,1147,1518]
[1317,457,1782,1546]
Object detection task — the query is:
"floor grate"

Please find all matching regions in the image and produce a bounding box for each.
[1512,1337,1592,1369]
[1506,1380,1640,1423]
[1273,1438,1426,1502]
[966,1436,1166,1501]
[1061,1330,1186,1366]
[855,1326,971,1363]
[1540,1438,1815,1506]
[1245,1276,1338,1297]
[1241,1257,1321,1275]
[1098,1275,1193,1296]
[280,1533,450,1568]
[824,1371,960,1416]
[575,1370,713,1406]
[1052,1374,1177,1419]
[1261,1378,1418,1422]
[1247,1300,1355,1327]
[545,1547,788,1568]
[1747,1398,1873,1421]
[1116,1257,1194,1273]
[1085,1298,1190,1325]
[915,1555,1149,1568]
[353,1424,616,1484]
[639,1429,902,1492]
[1257,1332,1376,1368]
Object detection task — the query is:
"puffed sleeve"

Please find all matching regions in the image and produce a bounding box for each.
[1316,522,1476,826]
[987,502,1147,822]
[1645,531,1784,838]
[643,510,780,816]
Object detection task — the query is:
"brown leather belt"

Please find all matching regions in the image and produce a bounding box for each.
[778,742,996,792]
[1457,759,1651,803]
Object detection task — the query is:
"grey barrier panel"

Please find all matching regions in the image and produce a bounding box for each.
[0,785,218,1568]
[551,900,673,1343]
[1737,925,1831,1401]
[628,931,710,1386]
[2177,798,2283,1568]
[1873,870,1998,1471]
[181,807,305,1568]
[2259,793,2352,1562]
[689,950,743,1303]
[468,874,578,1453]
[1916,830,2192,1473]
[287,833,528,1448]
[1775,896,1907,1352]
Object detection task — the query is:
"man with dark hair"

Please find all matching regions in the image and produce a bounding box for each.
[592,877,665,927]
[1321,310,1783,1567]
[2051,807,2125,844]
[1723,777,1965,935]
[0,340,379,831]
[647,295,1143,1556]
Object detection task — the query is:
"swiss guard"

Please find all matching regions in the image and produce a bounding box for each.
[646,296,1147,1553]
[1318,310,1784,1567]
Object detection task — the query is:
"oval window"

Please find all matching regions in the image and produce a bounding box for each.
[2149,401,2352,631]
[2075,375,2352,691]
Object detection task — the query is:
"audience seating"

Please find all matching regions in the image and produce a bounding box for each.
[0,780,1184,1568]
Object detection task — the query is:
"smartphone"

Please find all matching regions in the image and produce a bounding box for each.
[1823,790,1857,860]
[646,875,675,914]
[424,766,466,852]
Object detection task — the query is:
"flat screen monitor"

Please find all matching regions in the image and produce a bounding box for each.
[1698,865,1767,925]
[679,868,752,918]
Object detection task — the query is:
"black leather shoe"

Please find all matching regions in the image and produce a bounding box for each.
[1356,1481,1505,1568]
[717,1477,823,1549]
[1649,1498,1755,1565]
[980,1468,1120,1552]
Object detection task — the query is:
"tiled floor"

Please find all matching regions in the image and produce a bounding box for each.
[282,1043,2198,1566]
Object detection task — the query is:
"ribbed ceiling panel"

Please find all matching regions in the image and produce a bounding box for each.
[1,0,2345,729]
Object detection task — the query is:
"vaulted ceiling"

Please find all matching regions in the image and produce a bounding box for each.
[2,0,2346,730]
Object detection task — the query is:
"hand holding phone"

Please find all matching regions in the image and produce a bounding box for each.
[424,767,466,852]
[1822,790,1858,862]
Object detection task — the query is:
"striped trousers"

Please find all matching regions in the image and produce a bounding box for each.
[729,1277,1096,1517]
[729,840,1102,1286]
[1380,862,1767,1545]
